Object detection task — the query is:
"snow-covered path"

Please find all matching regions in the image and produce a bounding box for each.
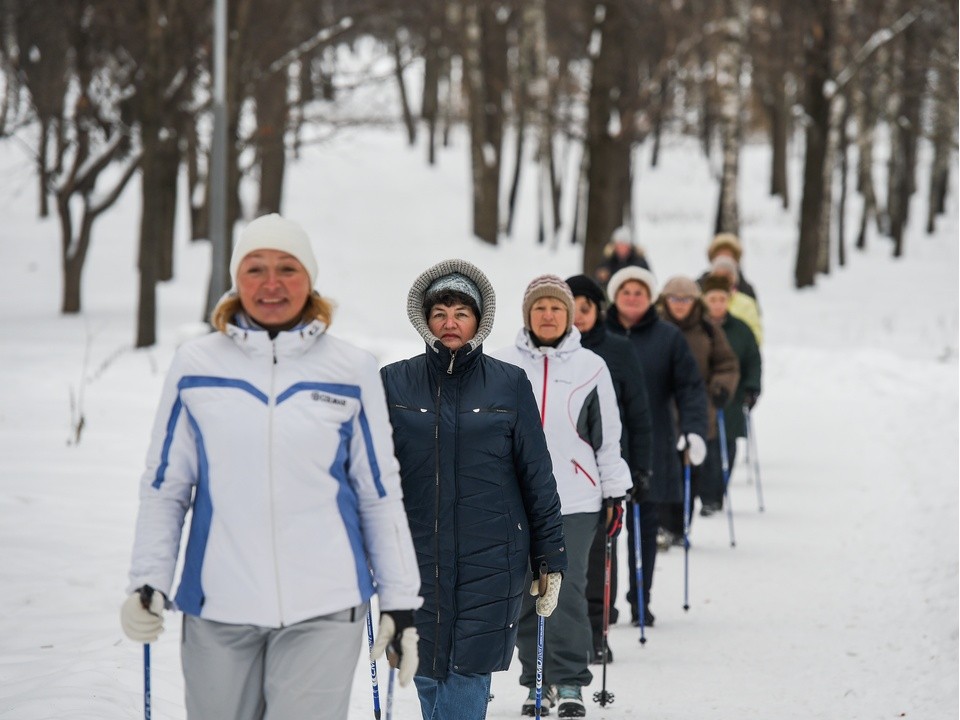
[0,130,956,719]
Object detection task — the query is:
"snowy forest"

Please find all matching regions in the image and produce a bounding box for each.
[0,0,956,347]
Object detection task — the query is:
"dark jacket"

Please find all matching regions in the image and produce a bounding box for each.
[595,246,652,285]
[717,313,762,440]
[605,305,707,503]
[657,301,740,440]
[381,259,566,680]
[578,321,654,482]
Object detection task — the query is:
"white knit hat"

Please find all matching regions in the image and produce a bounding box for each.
[611,225,632,244]
[607,266,659,303]
[229,214,318,287]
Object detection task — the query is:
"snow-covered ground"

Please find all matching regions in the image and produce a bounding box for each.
[0,122,956,720]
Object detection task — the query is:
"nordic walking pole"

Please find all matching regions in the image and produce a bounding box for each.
[385,667,395,720]
[365,609,383,720]
[632,503,647,645]
[143,644,152,720]
[535,561,548,718]
[592,531,615,707]
[682,451,691,612]
[136,585,154,720]
[744,406,765,512]
[716,409,737,548]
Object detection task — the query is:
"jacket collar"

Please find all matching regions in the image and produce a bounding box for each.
[225,317,327,358]
[512,326,583,361]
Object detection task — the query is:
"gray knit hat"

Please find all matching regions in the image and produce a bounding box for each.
[407,259,496,353]
[423,272,483,319]
[522,274,575,333]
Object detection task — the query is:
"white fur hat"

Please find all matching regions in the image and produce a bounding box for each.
[607,266,659,303]
[229,214,318,287]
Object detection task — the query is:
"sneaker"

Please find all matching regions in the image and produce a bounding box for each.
[631,606,655,627]
[699,502,721,517]
[555,685,586,718]
[590,644,613,664]
[521,686,555,716]
[656,528,676,551]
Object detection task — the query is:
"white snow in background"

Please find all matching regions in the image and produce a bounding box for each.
[0,123,956,720]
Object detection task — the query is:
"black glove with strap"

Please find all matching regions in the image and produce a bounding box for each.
[604,496,625,539]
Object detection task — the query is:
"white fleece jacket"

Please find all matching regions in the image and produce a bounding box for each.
[492,328,631,514]
[127,319,422,627]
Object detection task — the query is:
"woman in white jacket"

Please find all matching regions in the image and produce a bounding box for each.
[493,274,631,718]
[120,214,422,720]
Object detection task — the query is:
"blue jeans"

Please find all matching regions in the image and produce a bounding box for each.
[414,669,492,720]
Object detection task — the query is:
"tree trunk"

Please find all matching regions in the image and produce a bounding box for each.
[927,9,958,233]
[768,80,789,208]
[462,0,506,245]
[37,117,50,218]
[794,4,831,289]
[156,136,179,282]
[889,20,923,258]
[186,117,208,241]
[853,84,878,250]
[583,0,636,275]
[837,99,849,267]
[714,5,747,237]
[422,19,442,165]
[393,32,417,146]
[255,74,288,215]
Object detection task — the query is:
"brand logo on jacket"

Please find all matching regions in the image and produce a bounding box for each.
[311,391,347,406]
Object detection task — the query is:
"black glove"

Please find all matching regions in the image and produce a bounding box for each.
[370,610,419,686]
[629,469,652,502]
[711,386,730,408]
[744,390,760,410]
[604,496,625,539]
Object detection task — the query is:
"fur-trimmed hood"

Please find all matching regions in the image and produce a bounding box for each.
[407,259,496,353]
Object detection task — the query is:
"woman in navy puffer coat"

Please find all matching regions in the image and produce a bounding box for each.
[381,259,566,720]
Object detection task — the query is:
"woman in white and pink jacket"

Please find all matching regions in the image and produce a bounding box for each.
[120,214,422,720]
[493,274,631,718]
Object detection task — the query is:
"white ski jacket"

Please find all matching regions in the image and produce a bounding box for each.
[127,319,422,628]
[492,328,631,514]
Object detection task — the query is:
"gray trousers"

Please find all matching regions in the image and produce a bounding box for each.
[517,512,599,688]
[181,605,366,720]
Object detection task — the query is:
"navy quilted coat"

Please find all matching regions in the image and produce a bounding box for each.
[380,257,566,681]
[381,345,566,679]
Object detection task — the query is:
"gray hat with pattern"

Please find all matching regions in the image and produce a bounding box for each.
[407,259,496,353]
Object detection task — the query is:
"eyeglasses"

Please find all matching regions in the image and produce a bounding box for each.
[665,295,696,304]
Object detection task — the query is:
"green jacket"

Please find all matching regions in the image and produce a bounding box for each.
[719,313,762,439]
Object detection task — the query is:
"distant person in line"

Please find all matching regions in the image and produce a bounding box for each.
[380,259,567,720]
[566,273,653,664]
[700,275,762,512]
[593,225,653,285]
[120,214,422,720]
[656,275,739,536]
[696,232,760,304]
[493,275,632,718]
[709,255,763,346]
[604,267,707,625]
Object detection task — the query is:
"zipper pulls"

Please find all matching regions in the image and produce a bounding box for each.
[446,350,456,374]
